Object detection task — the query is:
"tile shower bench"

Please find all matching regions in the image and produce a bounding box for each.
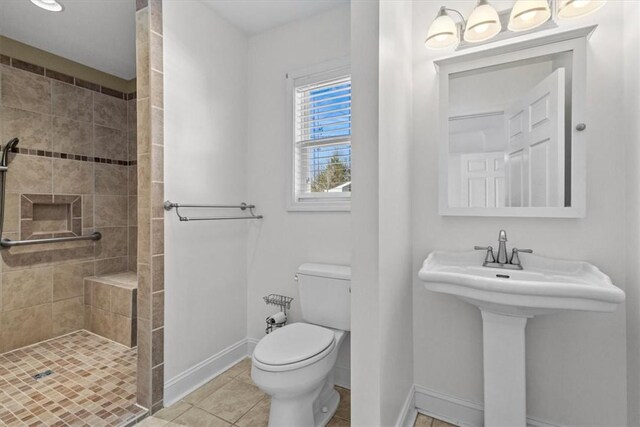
[84,272,137,347]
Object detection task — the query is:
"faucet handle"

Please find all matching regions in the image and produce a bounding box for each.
[474,246,496,263]
[510,248,533,266]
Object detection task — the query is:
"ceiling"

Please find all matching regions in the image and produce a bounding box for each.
[0,0,347,80]
[0,0,136,80]
[202,0,348,35]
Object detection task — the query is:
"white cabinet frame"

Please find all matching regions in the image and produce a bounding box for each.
[436,25,596,218]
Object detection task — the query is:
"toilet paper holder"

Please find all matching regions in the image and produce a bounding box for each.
[263,294,293,334]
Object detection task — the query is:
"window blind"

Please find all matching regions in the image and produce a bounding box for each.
[294,75,351,197]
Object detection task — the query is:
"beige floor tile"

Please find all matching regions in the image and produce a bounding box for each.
[432,419,457,427]
[414,413,434,427]
[327,416,350,427]
[335,387,350,420]
[196,379,265,424]
[235,367,253,385]
[235,397,270,427]
[137,416,169,426]
[173,407,230,426]
[182,374,234,405]
[224,357,251,378]
[154,401,193,422]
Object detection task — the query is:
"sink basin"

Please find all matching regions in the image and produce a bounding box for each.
[418,250,625,316]
[418,250,625,426]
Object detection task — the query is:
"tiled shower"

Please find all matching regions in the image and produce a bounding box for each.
[0,58,138,352]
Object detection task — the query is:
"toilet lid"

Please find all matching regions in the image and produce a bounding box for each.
[253,323,335,366]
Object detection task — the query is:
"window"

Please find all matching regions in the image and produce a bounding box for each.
[288,63,351,211]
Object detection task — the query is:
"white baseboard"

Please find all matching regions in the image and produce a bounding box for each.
[395,385,418,427]
[414,385,562,427]
[164,338,251,406]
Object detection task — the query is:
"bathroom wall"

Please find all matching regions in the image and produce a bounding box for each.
[0,55,135,353]
[245,3,352,384]
[163,0,249,395]
[412,1,629,425]
[349,1,415,424]
[624,0,640,424]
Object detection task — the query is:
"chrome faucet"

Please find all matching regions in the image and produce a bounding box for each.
[475,230,533,270]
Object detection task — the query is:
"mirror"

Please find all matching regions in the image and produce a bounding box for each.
[437,28,593,217]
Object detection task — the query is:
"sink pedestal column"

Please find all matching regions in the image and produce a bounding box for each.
[481,310,529,427]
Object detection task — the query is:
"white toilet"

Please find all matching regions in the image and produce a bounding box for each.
[251,263,350,427]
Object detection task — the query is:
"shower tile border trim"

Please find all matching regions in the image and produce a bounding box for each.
[10,147,137,166]
[0,54,136,100]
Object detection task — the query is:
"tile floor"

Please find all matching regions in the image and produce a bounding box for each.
[0,330,145,426]
[414,413,457,427]
[138,358,351,427]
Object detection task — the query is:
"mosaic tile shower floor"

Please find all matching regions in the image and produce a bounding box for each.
[0,330,145,426]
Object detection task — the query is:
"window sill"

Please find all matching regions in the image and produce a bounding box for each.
[287,200,351,213]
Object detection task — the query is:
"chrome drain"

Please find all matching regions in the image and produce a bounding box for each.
[33,370,54,380]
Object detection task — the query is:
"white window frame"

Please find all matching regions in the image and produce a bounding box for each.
[286,58,351,212]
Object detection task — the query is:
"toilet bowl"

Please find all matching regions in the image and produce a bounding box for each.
[252,323,347,427]
[251,263,351,427]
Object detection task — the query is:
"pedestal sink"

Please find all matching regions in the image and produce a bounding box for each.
[418,250,625,427]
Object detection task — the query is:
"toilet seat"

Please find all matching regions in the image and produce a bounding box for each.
[253,323,335,372]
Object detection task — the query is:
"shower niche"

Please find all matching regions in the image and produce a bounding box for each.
[20,194,82,240]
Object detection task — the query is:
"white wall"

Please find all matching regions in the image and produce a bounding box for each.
[412,1,629,425]
[245,5,352,383]
[350,1,382,423]
[378,1,414,425]
[164,0,249,390]
[624,1,640,424]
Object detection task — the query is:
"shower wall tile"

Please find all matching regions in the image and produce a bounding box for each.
[150,33,163,72]
[52,296,84,336]
[53,260,95,301]
[5,154,53,194]
[95,195,129,227]
[129,165,138,196]
[137,99,150,154]
[53,158,94,194]
[2,266,52,312]
[129,196,138,226]
[137,0,163,410]
[94,125,127,160]
[151,144,163,182]
[51,116,93,156]
[151,255,163,292]
[151,107,163,146]
[95,226,128,259]
[1,65,51,114]
[4,193,19,233]
[1,107,52,151]
[150,0,163,35]
[94,92,127,130]
[95,257,128,275]
[82,194,94,228]
[151,291,164,329]
[96,163,128,195]
[150,71,163,109]
[1,303,52,352]
[51,81,93,122]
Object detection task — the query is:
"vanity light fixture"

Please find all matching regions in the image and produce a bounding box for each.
[424,7,462,49]
[425,0,606,49]
[29,0,63,12]
[557,0,605,19]
[508,0,552,32]
[464,0,501,43]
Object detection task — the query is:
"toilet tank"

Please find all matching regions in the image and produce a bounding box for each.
[297,263,350,331]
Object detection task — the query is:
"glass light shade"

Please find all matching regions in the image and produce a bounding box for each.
[464,1,502,43]
[30,0,63,12]
[508,0,551,31]
[557,0,605,19]
[425,12,459,49]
